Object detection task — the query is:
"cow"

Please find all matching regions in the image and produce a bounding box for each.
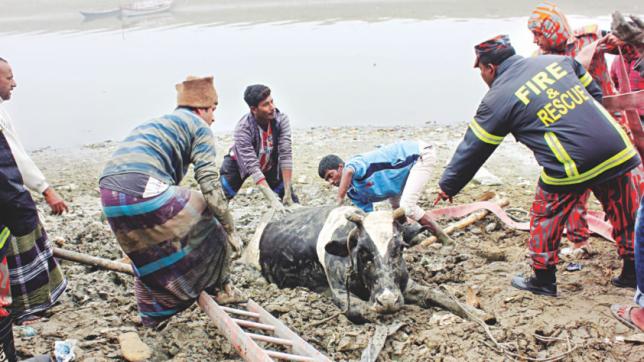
[242,205,472,324]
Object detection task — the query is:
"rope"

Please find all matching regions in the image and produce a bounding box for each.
[344,227,358,315]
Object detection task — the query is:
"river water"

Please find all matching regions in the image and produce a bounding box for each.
[0,0,641,148]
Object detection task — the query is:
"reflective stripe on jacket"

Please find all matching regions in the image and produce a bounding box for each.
[440,54,640,195]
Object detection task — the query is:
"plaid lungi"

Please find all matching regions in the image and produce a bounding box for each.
[100,181,230,327]
[6,223,67,322]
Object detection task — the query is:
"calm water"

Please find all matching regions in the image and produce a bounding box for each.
[0,0,641,149]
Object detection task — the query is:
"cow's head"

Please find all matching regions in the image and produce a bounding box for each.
[324,208,413,314]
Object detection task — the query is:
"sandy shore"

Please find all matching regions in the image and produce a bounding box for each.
[12,125,643,361]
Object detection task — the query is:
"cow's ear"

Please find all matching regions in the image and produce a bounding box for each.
[400,223,427,247]
[325,237,358,257]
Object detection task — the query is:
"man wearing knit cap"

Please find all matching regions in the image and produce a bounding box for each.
[219,84,297,211]
[99,76,244,327]
[435,35,641,297]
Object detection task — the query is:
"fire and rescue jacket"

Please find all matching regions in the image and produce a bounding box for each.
[439,54,641,195]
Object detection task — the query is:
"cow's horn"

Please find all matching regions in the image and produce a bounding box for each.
[393,208,406,221]
[346,212,364,224]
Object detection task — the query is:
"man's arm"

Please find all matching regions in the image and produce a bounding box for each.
[572,58,603,103]
[2,119,67,214]
[277,113,294,205]
[281,168,293,205]
[336,166,355,205]
[438,100,509,197]
[234,120,265,185]
[190,121,241,250]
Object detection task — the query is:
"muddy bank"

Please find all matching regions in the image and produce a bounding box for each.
[14,125,644,361]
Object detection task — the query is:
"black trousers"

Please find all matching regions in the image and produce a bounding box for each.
[219,155,298,202]
[0,317,15,362]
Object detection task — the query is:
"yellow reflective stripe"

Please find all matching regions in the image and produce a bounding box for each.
[579,73,592,87]
[594,99,632,147]
[541,146,637,185]
[468,119,504,145]
[0,227,9,250]
[544,132,579,177]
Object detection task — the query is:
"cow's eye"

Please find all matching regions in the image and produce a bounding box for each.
[359,249,374,262]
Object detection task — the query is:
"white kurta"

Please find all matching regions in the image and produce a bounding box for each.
[0,100,49,194]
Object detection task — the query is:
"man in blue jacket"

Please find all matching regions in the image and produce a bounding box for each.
[318,140,451,244]
[435,35,641,297]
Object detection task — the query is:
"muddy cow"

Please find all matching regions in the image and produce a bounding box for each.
[243,206,436,323]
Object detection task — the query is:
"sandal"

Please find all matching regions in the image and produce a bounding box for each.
[611,304,644,332]
[15,313,43,326]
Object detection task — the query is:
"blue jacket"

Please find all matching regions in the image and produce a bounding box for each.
[345,141,420,212]
[440,54,640,195]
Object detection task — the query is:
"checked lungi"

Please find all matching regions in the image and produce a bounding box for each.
[100,175,231,327]
[6,225,67,322]
[530,171,640,269]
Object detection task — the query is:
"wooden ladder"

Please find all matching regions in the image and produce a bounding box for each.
[198,292,332,362]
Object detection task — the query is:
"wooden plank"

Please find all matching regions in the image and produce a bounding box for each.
[233,318,276,332]
[197,293,273,362]
[53,247,134,275]
[265,350,316,362]
[247,333,294,346]
[220,306,260,319]
[247,300,332,362]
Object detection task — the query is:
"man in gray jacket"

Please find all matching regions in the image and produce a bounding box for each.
[220,84,297,210]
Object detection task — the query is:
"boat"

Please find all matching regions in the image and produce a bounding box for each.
[80,8,121,19]
[120,0,173,17]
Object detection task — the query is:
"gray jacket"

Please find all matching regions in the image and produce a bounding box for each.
[232,109,293,183]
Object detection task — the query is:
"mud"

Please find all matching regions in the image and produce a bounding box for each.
[14,125,644,361]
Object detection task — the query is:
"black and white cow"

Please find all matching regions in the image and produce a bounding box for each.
[242,205,434,323]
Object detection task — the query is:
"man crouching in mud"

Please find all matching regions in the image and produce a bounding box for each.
[436,35,641,297]
[318,140,452,244]
[99,76,244,328]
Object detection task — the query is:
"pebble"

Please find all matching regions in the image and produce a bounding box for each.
[624,334,644,344]
[485,222,497,232]
[118,332,152,362]
[472,167,502,186]
[470,227,482,235]
[19,326,37,337]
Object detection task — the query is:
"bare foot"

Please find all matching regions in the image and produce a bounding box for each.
[631,307,644,330]
[213,283,247,305]
[560,241,593,260]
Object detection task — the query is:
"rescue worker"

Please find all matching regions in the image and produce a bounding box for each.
[528,2,643,259]
[435,35,641,297]
[609,12,644,332]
